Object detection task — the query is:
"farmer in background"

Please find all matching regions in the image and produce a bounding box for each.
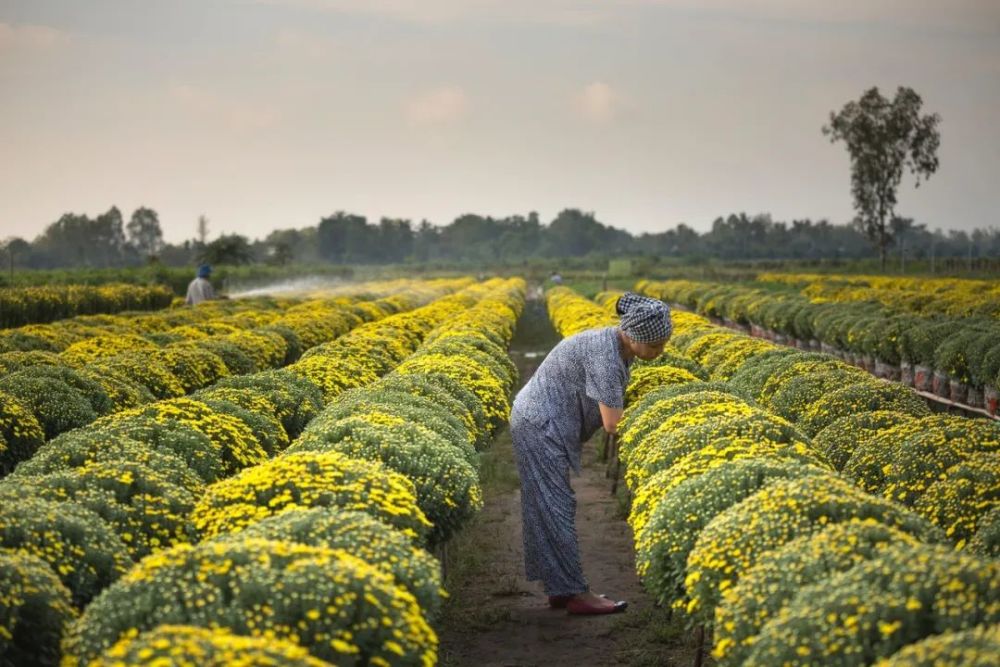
[185,264,217,305]
[510,292,672,615]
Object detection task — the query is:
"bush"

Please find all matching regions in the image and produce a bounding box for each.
[379,373,489,450]
[800,382,931,437]
[0,550,77,667]
[61,334,159,366]
[227,507,445,617]
[103,399,266,475]
[634,458,826,610]
[10,431,203,494]
[684,474,945,624]
[88,625,330,667]
[149,347,230,394]
[89,352,185,400]
[183,339,257,375]
[288,355,380,403]
[875,623,1000,667]
[214,369,324,440]
[0,350,65,375]
[61,539,437,667]
[76,367,154,413]
[16,461,197,559]
[192,396,289,457]
[766,369,870,423]
[191,452,431,542]
[844,415,1000,495]
[258,323,304,364]
[714,519,922,665]
[84,418,225,484]
[914,452,1000,547]
[0,373,97,439]
[291,416,481,545]
[0,390,45,476]
[725,349,812,401]
[625,365,702,406]
[0,495,130,606]
[968,505,1000,558]
[813,411,916,471]
[744,543,1000,666]
[223,330,287,370]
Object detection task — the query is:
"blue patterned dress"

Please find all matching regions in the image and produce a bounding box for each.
[510,326,632,596]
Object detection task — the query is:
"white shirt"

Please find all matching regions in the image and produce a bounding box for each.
[185,277,216,305]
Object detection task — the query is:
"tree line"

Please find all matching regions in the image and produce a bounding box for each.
[2,205,998,271]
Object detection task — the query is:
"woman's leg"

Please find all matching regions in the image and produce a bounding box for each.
[510,418,588,597]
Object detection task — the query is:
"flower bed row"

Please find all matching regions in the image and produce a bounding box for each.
[609,292,1000,665]
[0,280,468,473]
[756,272,1000,319]
[639,279,1000,415]
[0,283,176,329]
[0,278,525,666]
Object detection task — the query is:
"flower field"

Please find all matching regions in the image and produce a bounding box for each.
[638,278,1000,415]
[0,283,176,329]
[545,285,1000,666]
[1,277,524,666]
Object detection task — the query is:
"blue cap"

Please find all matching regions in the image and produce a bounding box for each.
[197,264,212,278]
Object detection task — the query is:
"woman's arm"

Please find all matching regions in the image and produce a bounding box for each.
[599,402,624,435]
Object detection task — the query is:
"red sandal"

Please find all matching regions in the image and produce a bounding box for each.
[565,596,627,615]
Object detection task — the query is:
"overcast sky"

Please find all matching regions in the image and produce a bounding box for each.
[1,0,998,243]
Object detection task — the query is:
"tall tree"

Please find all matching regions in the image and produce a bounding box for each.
[824,86,941,269]
[126,207,164,260]
[198,234,254,265]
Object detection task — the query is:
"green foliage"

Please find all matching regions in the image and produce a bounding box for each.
[0,551,77,667]
[799,382,931,437]
[214,369,324,440]
[0,495,130,606]
[62,539,436,667]
[0,390,46,475]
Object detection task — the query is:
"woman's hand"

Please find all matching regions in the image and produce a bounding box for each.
[599,402,624,435]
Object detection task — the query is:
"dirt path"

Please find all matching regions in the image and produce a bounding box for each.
[438,297,698,667]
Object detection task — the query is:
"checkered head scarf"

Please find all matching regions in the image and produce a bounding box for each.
[616,292,672,343]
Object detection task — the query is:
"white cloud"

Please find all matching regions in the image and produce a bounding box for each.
[168,83,280,131]
[574,81,622,123]
[0,22,68,51]
[274,27,335,58]
[404,86,469,126]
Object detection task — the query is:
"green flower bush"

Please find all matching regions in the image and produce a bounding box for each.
[290,416,481,545]
[0,372,97,439]
[149,347,230,394]
[813,411,916,471]
[625,365,702,405]
[0,350,65,374]
[726,350,820,402]
[89,352,185,400]
[713,519,922,665]
[968,505,1000,558]
[9,431,203,494]
[226,508,445,617]
[85,418,225,484]
[0,550,77,667]
[765,368,870,422]
[875,623,1000,667]
[914,452,1000,547]
[685,474,945,624]
[192,396,289,457]
[214,369,324,440]
[191,452,431,542]
[0,390,45,476]
[0,495,130,606]
[88,624,332,667]
[799,382,931,437]
[183,338,257,375]
[61,539,437,667]
[102,399,267,475]
[743,543,1000,666]
[634,458,827,611]
[8,461,197,559]
[379,372,490,449]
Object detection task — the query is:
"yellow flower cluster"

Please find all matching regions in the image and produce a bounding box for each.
[90,624,333,667]
[0,283,174,329]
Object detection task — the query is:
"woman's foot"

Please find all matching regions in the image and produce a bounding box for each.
[565,591,627,615]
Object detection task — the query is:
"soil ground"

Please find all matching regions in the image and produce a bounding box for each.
[437,295,702,667]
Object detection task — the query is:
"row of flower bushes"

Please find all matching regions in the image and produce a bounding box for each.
[606,291,1000,665]
[0,280,469,474]
[0,283,176,329]
[756,272,1000,319]
[639,279,1000,415]
[1,278,524,666]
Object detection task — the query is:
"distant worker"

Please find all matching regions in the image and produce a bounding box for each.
[185,264,217,305]
[550,271,563,285]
